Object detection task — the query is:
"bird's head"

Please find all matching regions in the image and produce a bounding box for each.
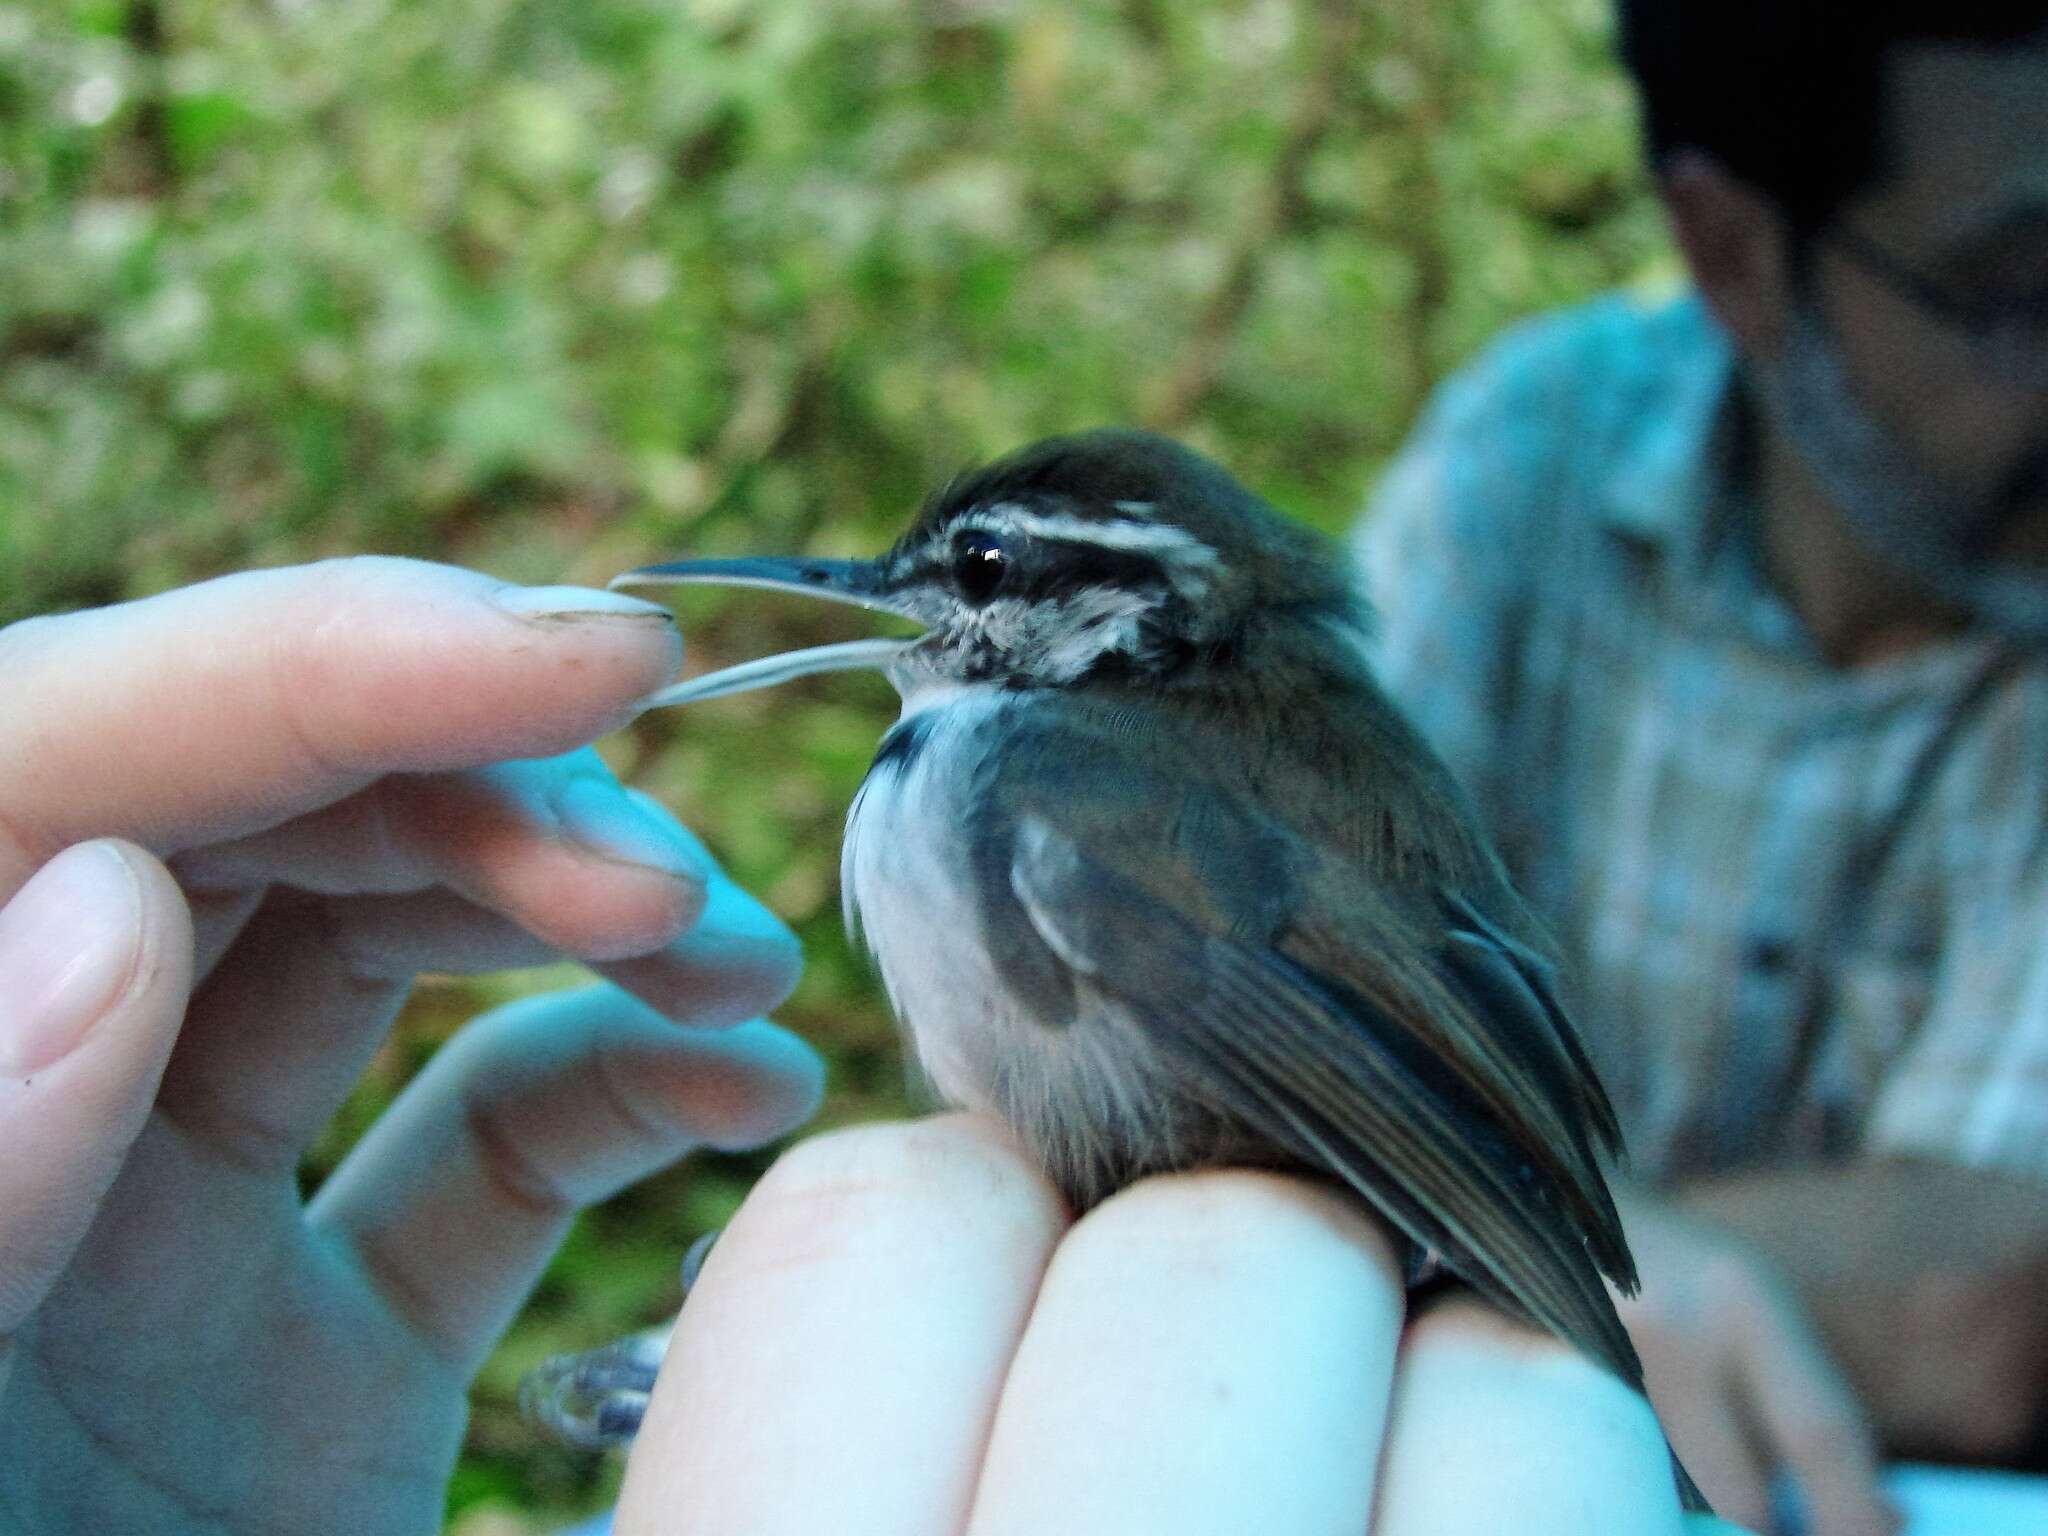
[615,429,1363,709]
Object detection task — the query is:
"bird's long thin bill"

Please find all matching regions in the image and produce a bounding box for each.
[611,556,922,709]
[610,557,914,619]
[637,638,917,710]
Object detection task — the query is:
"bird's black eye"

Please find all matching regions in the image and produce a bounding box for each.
[952,531,1010,606]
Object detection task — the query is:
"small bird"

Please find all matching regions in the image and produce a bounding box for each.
[527,429,1705,1512]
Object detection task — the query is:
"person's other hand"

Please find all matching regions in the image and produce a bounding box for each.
[1615,1192,1900,1536]
[0,558,823,1535]
[614,1114,1756,1536]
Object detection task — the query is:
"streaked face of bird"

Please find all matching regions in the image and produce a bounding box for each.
[878,499,1229,693]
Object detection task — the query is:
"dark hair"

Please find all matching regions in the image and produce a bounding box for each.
[1617,3,2048,233]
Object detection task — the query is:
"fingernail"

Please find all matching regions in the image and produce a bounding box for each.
[556,778,715,883]
[494,584,678,627]
[0,843,142,1077]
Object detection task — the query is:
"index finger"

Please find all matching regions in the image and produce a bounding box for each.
[965,1169,1403,1535]
[1373,1297,1688,1535]
[615,1115,1070,1536]
[0,557,680,893]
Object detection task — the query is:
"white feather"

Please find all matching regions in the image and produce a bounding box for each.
[842,686,1190,1188]
[843,687,1021,1106]
[1036,585,1155,682]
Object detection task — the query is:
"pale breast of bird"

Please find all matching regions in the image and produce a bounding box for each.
[842,681,1200,1194]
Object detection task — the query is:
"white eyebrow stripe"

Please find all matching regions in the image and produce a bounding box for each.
[967,504,1223,575]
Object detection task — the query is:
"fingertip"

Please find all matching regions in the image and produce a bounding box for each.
[1378,1297,1686,1535]
[618,1112,1065,1536]
[445,986,821,1157]
[275,558,687,772]
[967,1168,1401,1533]
[664,1018,826,1150]
[737,903,805,1014]
[613,796,804,1012]
[0,840,190,1079]
[484,580,685,730]
[3,560,689,869]
[682,833,804,988]
[0,841,193,1331]
[712,877,804,995]
[598,874,804,1029]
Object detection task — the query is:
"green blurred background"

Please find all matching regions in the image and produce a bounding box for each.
[2,0,1680,1527]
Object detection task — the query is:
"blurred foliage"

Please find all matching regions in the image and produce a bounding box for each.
[1,0,1677,1527]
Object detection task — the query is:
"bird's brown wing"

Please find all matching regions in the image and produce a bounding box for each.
[1288,883,1635,1291]
[1004,799,1645,1395]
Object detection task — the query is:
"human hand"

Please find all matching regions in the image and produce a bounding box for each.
[1615,1191,1900,1536]
[613,1114,1755,1536]
[0,558,823,1535]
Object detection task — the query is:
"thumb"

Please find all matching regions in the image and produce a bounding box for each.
[0,841,194,1367]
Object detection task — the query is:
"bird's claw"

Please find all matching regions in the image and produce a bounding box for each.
[520,1227,722,1449]
[518,1326,670,1449]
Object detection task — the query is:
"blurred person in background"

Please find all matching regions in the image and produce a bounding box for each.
[1357,4,2048,1533]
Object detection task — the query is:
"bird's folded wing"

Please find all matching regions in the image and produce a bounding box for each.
[1007,810,1644,1389]
[1440,892,1625,1158]
[1430,901,1634,1288]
